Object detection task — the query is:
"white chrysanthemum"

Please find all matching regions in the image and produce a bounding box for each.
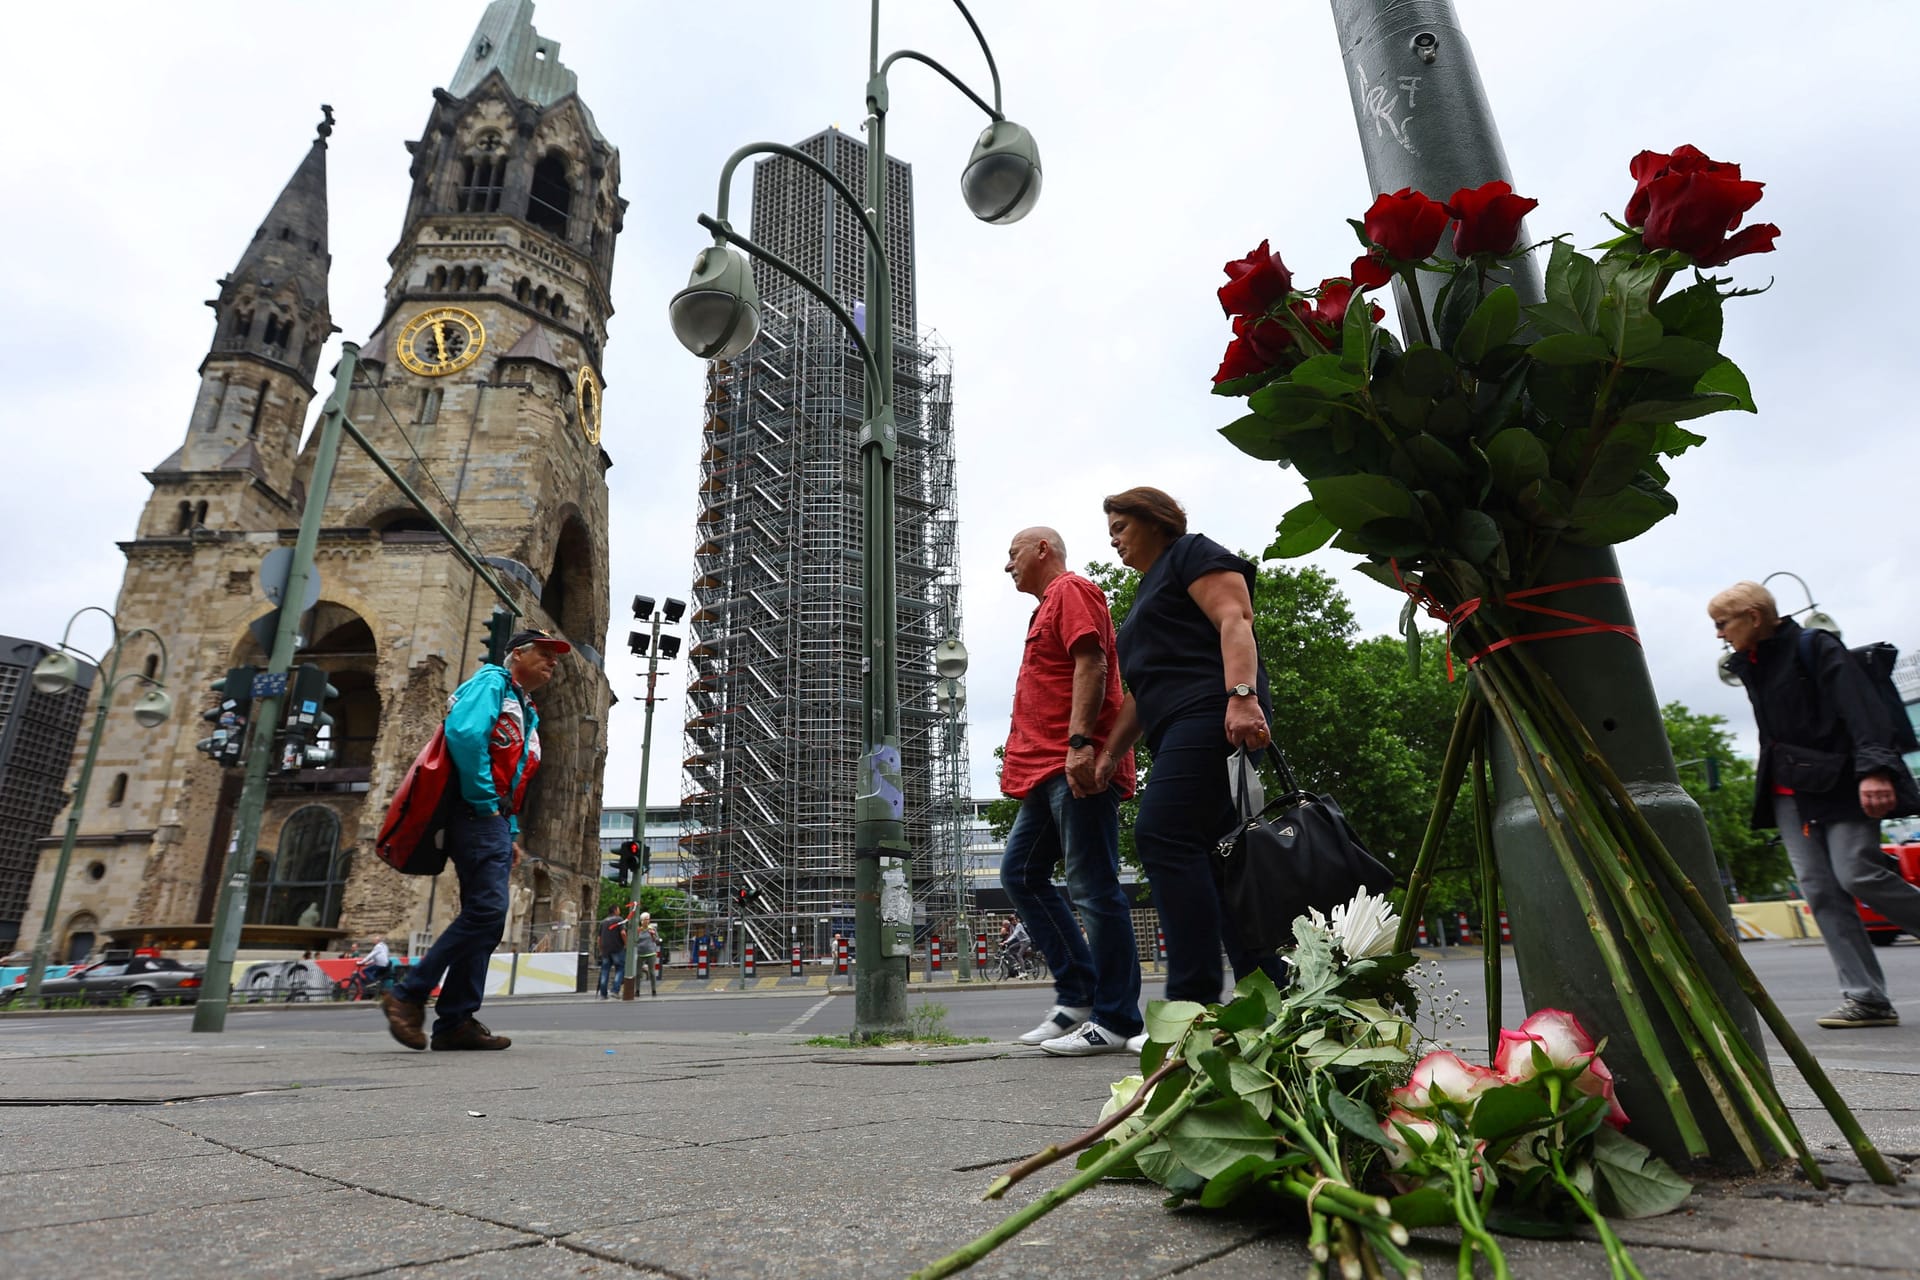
[1330,887,1400,958]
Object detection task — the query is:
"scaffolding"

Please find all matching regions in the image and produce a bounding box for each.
[681,299,969,961]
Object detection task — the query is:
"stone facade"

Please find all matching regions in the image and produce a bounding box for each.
[23,3,623,962]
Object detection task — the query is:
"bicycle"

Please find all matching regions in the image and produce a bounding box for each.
[334,965,396,1002]
[994,941,1048,982]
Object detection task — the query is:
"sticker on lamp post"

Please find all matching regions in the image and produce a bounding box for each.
[879,858,913,957]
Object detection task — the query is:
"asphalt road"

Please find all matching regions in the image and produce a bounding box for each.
[10,940,1917,1072]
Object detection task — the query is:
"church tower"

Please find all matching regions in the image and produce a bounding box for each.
[20,1,621,964]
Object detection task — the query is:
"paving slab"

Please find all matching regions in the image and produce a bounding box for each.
[0,1150,332,1232]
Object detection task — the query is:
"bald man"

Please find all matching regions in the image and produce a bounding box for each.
[999,527,1142,1055]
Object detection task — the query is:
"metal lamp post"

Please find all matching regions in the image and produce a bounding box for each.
[668,0,1037,1038]
[20,610,172,1007]
[623,595,684,999]
[933,635,971,980]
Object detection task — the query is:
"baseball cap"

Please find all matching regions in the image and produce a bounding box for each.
[507,627,572,654]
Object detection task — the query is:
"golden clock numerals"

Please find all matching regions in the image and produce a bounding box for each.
[576,364,603,446]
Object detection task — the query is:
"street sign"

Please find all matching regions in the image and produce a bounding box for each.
[251,672,288,699]
[258,547,322,612]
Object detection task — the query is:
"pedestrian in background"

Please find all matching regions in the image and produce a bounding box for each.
[997,525,1142,1055]
[1092,487,1279,1019]
[1713,581,1920,1028]
[596,909,627,999]
[383,628,565,1051]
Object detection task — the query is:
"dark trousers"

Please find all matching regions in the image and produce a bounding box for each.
[394,810,510,1035]
[597,950,626,997]
[1134,714,1274,1004]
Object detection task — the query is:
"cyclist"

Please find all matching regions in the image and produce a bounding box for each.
[356,937,393,995]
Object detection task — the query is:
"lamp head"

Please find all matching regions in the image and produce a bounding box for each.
[1802,609,1843,640]
[961,120,1042,224]
[933,637,970,679]
[935,677,966,717]
[1716,651,1743,687]
[131,685,173,729]
[31,649,80,697]
[669,244,761,359]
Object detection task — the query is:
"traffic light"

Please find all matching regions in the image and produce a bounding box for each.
[617,839,642,885]
[279,664,340,772]
[195,666,257,767]
[1703,757,1721,791]
[483,607,517,665]
[735,880,757,908]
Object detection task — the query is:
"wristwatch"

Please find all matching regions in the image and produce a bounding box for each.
[1067,734,1098,750]
[1228,683,1257,698]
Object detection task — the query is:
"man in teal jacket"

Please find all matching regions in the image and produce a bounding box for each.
[383,628,565,1051]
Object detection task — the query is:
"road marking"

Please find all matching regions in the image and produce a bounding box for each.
[779,994,835,1035]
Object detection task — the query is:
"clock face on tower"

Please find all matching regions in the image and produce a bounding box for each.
[396,306,486,376]
[576,364,603,446]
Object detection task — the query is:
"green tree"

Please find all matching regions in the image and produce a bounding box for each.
[1661,701,1789,898]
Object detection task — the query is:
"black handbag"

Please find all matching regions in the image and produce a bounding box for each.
[1211,745,1395,956]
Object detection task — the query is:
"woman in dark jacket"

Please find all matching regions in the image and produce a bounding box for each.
[1092,487,1278,1010]
[1713,580,1920,1029]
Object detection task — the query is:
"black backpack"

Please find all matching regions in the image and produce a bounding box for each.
[1797,630,1920,754]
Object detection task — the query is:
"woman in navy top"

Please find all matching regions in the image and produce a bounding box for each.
[1092,486,1278,1004]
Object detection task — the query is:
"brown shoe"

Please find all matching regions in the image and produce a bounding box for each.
[381,992,427,1050]
[431,1018,511,1051]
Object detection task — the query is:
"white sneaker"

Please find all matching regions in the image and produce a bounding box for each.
[1125,1032,1149,1054]
[1040,1020,1130,1056]
[1017,1004,1091,1045]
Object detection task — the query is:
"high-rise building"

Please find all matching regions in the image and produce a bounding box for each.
[0,639,95,953]
[19,0,622,960]
[680,129,969,958]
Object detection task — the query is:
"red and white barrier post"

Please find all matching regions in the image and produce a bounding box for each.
[743,943,756,979]
[1156,928,1167,965]
[930,935,942,972]
[1416,918,1429,947]
[1456,912,1472,945]
[790,944,802,977]
[1499,911,1512,943]
[836,936,849,976]
[975,934,988,972]
[696,941,709,980]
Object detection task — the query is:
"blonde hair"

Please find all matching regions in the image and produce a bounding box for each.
[1708,581,1779,624]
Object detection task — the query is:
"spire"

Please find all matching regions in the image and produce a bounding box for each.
[207,107,334,385]
[448,1,604,140]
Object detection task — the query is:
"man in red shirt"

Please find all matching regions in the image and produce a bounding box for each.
[999,527,1142,1055]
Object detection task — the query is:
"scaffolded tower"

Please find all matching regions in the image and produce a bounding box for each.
[681,129,969,960]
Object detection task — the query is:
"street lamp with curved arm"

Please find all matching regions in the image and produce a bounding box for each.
[21,608,172,1007]
[669,0,1036,1039]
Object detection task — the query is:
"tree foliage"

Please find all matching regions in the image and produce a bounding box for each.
[596,880,693,945]
[1659,701,1790,897]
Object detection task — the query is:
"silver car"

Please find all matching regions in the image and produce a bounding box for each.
[0,955,204,1006]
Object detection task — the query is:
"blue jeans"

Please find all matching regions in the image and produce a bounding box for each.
[394,810,510,1035]
[1135,714,1280,1004]
[1000,774,1142,1035]
[597,950,626,997]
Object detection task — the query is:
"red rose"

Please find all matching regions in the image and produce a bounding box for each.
[1212,314,1293,384]
[1299,279,1386,336]
[1445,180,1538,257]
[1363,188,1450,261]
[1350,251,1394,291]
[1218,240,1294,318]
[1626,144,1780,266]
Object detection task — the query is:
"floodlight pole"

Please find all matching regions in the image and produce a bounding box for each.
[623,606,665,999]
[1330,0,1765,1164]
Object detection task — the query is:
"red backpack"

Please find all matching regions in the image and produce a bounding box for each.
[375,727,455,875]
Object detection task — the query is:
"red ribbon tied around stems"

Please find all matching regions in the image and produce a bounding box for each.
[1390,561,1641,682]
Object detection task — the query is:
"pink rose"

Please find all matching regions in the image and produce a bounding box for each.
[1393,1049,1503,1113]
[1495,1009,1629,1130]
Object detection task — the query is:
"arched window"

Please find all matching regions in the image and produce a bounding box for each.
[457,132,507,213]
[540,514,595,642]
[194,499,209,526]
[470,268,487,290]
[548,293,564,318]
[450,265,467,291]
[514,277,530,303]
[231,308,254,341]
[63,911,98,964]
[107,773,128,806]
[248,379,270,436]
[533,285,549,311]
[175,501,193,533]
[266,805,346,928]
[431,266,449,291]
[528,152,571,236]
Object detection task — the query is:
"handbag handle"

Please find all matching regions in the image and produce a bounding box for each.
[1233,742,1301,821]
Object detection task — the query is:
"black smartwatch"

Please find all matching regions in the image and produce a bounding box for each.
[1068,734,1098,750]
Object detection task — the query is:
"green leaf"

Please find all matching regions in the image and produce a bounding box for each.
[1397,345,1457,397]
[1581,422,1657,498]
[1134,1138,1185,1187]
[1653,423,1708,456]
[1389,1187,1456,1229]
[1194,1047,1234,1098]
[1452,508,1503,565]
[1543,238,1601,330]
[1166,1097,1277,1180]
[1227,1058,1276,1118]
[1652,279,1724,346]
[1598,258,1663,358]
[1455,285,1519,364]
[1326,1089,1394,1149]
[1526,299,1591,338]
[1145,1000,1207,1046]
[1342,282,1377,372]
[1623,335,1724,379]
[1248,381,1336,425]
[1484,1203,1579,1239]
[1435,268,1484,353]
[1565,475,1677,544]
[1617,393,1738,423]
[1219,414,1292,462]
[1075,1137,1144,1180]
[1290,353,1366,397]
[1592,1125,1694,1218]
[1484,428,1550,496]
[1212,991,1271,1034]
[1401,433,1469,483]
[1197,1154,1281,1209]
[1306,474,1421,528]
[1266,500,1337,559]
[1469,1084,1557,1139]
[1528,333,1611,365]
[1697,359,1756,412]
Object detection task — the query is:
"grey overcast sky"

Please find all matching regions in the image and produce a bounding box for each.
[3,1,1915,810]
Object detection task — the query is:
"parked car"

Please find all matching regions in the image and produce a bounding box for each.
[0,955,204,1006]
[1859,843,1920,946]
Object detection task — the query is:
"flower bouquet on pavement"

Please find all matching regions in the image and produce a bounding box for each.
[1201,146,1891,1188]
[915,893,1690,1280]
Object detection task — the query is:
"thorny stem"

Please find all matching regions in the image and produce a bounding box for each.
[1471,741,1500,1053]
[1548,1147,1647,1280]
[1395,694,1485,951]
